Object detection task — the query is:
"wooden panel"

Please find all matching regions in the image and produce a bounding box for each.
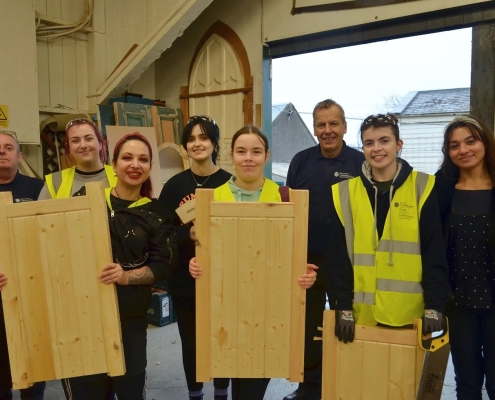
[151,106,183,146]
[0,183,125,389]
[195,189,308,381]
[37,42,51,108]
[114,103,153,127]
[210,203,295,218]
[322,310,425,400]
[157,142,188,185]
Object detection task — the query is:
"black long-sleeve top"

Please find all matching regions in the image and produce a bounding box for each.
[326,159,452,313]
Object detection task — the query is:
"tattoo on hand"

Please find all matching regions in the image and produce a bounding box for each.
[127,267,154,285]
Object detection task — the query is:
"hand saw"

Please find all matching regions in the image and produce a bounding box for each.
[415,318,450,400]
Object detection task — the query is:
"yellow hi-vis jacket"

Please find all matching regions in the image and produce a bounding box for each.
[332,171,435,326]
[45,165,117,199]
[214,178,284,202]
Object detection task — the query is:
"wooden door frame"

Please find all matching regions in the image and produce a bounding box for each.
[180,20,254,127]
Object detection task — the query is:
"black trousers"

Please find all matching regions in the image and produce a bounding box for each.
[448,306,495,400]
[173,296,230,393]
[295,253,326,394]
[231,378,270,400]
[62,371,145,400]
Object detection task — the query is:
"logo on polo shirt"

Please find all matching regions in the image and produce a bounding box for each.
[334,171,354,179]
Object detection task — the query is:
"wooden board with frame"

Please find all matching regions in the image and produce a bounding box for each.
[195,189,309,382]
[0,182,125,389]
[322,310,425,400]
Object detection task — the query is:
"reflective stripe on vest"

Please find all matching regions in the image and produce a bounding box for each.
[214,179,283,202]
[332,171,435,326]
[46,165,117,199]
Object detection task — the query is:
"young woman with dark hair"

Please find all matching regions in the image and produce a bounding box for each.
[38,118,116,200]
[327,114,451,343]
[188,125,317,400]
[64,132,177,400]
[436,115,495,400]
[157,116,231,400]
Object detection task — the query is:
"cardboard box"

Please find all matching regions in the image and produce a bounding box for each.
[147,291,174,327]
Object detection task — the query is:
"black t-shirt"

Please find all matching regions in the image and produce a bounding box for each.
[287,143,364,255]
[157,168,232,297]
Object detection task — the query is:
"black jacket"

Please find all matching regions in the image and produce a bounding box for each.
[108,196,178,328]
[326,159,452,313]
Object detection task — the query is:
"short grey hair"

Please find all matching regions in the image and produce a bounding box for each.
[0,131,20,153]
[312,99,346,125]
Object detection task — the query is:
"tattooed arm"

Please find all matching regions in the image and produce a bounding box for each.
[98,263,155,286]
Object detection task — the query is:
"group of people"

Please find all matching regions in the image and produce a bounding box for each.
[0,95,492,400]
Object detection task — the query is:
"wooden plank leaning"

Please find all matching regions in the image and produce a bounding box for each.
[0,182,125,389]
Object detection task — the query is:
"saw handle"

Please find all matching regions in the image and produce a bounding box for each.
[417,316,449,352]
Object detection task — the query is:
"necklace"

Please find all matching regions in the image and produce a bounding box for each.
[113,187,141,202]
[458,173,491,189]
[190,169,215,187]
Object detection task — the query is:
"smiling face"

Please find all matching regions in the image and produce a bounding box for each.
[448,126,486,172]
[231,133,269,185]
[112,140,152,188]
[313,105,347,158]
[362,126,403,180]
[67,124,103,171]
[186,124,215,162]
[0,133,21,174]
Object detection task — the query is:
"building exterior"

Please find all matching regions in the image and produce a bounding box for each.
[272,103,316,183]
[393,88,470,174]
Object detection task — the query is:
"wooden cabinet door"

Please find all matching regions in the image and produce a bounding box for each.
[152,106,183,146]
[113,102,153,127]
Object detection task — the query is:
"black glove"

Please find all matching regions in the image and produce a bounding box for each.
[335,310,355,343]
[422,309,443,335]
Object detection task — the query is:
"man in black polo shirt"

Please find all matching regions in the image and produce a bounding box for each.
[283,100,364,400]
[0,132,45,400]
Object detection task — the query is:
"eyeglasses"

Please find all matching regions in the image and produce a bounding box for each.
[362,114,398,127]
[115,252,149,269]
[0,130,18,139]
[188,115,217,126]
[65,118,98,131]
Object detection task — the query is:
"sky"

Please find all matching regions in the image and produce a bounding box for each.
[272,28,472,147]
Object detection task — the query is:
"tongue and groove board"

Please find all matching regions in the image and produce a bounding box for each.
[195,189,309,382]
[322,310,425,400]
[0,182,125,389]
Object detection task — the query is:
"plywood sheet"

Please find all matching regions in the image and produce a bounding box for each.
[0,182,125,389]
[322,310,424,400]
[195,189,308,382]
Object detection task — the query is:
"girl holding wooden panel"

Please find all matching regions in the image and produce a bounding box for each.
[64,132,177,399]
[189,125,318,400]
[157,115,231,400]
[38,118,116,200]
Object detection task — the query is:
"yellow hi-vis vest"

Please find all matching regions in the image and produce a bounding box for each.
[332,171,435,327]
[45,165,117,199]
[214,178,284,202]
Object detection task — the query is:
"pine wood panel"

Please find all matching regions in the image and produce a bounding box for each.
[322,310,425,400]
[0,182,125,389]
[195,189,308,382]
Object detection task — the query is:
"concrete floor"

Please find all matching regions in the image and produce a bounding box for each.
[13,322,489,400]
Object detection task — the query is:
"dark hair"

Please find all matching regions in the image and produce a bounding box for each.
[64,119,108,163]
[231,125,269,152]
[181,116,220,163]
[112,132,153,199]
[312,99,346,125]
[359,113,400,143]
[440,115,495,186]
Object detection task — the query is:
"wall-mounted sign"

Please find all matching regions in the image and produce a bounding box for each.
[292,0,421,14]
[0,105,8,128]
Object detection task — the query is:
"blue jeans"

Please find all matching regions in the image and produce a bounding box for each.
[448,306,495,400]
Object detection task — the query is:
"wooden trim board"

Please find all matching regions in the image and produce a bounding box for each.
[195,189,308,381]
[0,182,125,389]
